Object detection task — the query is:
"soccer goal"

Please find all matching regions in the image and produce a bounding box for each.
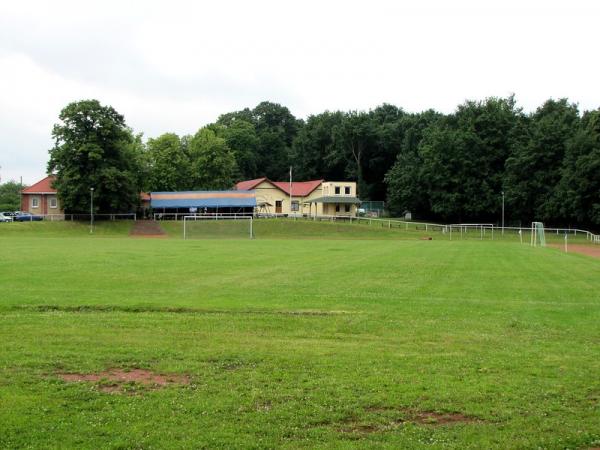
[183,215,254,240]
[530,222,546,247]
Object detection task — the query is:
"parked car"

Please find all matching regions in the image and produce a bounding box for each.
[14,212,44,222]
[0,212,13,222]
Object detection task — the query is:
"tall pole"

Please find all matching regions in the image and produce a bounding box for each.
[501,191,505,236]
[289,166,293,215]
[90,187,94,234]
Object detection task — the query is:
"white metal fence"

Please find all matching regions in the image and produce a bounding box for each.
[150,211,600,244]
[257,214,600,244]
[154,212,252,221]
[10,213,136,222]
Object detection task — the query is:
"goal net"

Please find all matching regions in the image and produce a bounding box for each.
[530,221,546,247]
[183,215,254,240]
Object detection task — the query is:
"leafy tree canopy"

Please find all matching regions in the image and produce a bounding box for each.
[0,181,24,211]
[48,99,142,213]
[188,127,237,190]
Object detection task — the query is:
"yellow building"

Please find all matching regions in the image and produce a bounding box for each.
[235,178,361,217]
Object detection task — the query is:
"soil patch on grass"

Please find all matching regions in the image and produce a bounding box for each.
[17,304,352,316]
[337,407,480,434]
[548,243,600,259]
[130,220,166,238]
[410,411,478,425]
[58,368,190,393]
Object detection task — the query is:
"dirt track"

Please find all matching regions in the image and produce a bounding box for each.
[548,243,600,259]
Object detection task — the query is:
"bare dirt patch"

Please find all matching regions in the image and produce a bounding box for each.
[130,220,167,238]
[548,243,600,259]
[58,368,190,393]
[411,411,477,425]
[337,406,480,434]
[338,423,381,434]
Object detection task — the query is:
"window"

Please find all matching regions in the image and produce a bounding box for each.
[49,197,58,209]
[335,186,340,195]
[335,204,340,212]
[345,186,351,195]
[31,197,39,208]
[345,204,350,213]
[291,200,299,212]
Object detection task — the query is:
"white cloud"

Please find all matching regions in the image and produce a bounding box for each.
[1,0,599,183]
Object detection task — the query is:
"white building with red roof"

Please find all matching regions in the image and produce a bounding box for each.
[235,177,361,216]
[21,175,64,216]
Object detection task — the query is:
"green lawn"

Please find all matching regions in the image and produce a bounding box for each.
[1,222,599,449]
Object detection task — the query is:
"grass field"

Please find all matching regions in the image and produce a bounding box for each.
[1,221,599,449]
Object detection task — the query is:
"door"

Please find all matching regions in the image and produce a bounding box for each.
[275,200,282,214]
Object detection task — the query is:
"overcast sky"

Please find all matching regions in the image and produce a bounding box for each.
[1,0,599,184]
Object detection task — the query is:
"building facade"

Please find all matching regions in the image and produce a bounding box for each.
[21,175,64,217]
[235,178,361,217]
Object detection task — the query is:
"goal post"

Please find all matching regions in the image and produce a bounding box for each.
[183,215,254,240]
[530,221,546,247]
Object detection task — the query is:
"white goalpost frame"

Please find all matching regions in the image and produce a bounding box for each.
[183,215,253,240]
[531,221,546,247]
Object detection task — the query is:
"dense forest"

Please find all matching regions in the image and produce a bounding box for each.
[44,97,600,228]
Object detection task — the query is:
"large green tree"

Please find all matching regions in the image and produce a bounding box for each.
[386,97,525,221]
[213,120,259,180]
[146,133,190,191]
[215,102,300,180]
[330,111,374,197]
[0,181,23,211]
[384,110,442,217]
[551,109,600,226]
[188,128,237,190]
[48,100,142,213]
[504,99,580,223]
[290,111,346,181]
[252,101,300,180]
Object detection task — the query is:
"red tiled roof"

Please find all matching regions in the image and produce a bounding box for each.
[235,177,323,197]
[235,177,268,191]
[271,180,323,197]
[22,175,57,194]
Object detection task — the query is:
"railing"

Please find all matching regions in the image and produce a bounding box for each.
[154,212,253,221]
[11,213,136,221]
[149,211,600,244]
[264,214,600,244]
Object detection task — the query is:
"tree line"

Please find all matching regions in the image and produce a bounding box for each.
[45,97,600,228]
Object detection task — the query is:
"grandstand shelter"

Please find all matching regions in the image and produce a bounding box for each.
[150,190,257,216]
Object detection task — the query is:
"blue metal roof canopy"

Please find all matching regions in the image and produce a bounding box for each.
[150,190,257,209]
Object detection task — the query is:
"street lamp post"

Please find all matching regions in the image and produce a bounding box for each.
[501,191,505,236]
[90,187,94,234]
